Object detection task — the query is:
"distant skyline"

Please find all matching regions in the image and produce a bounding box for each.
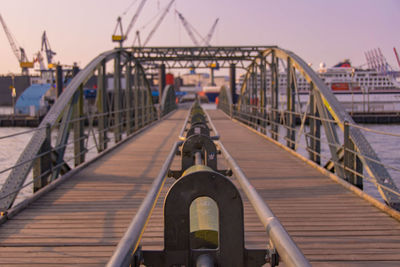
[0,0,399,75]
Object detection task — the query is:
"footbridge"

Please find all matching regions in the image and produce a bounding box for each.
[1,46,400,266]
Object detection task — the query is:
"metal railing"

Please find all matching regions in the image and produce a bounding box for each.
[107,140,182,267]
[0,48,178,214]
[219,72,400,211]
[230,105,400,198]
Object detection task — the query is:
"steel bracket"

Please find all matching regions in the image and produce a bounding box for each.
[266,244,280,267]
[130,245,143,267]
[140,170,267,266]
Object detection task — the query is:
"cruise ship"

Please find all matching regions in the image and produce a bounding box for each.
[237,60,400,113]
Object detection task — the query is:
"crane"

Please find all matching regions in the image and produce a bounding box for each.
[203,18,219,46]
[394,47,400,70]
[175,10,203,46]
[112,0,147,46]
[41,31,56,68]
[142,0,175,46]
[0,13,33,75]
[175,10,219,47]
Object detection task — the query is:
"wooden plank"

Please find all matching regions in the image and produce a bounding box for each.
[208,109,400,266]
[0,110,186,266]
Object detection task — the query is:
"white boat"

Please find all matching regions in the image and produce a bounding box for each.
[238,60,400,113]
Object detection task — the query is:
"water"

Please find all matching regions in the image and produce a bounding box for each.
[0,125,99,206]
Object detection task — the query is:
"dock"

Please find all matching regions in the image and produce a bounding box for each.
[1,46,400,266]
[0,108,399,266]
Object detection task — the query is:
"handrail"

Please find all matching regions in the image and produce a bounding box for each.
[203,109,309,266]
[225,103,400,201]
[231,46,400,209]
[178,102,194,140]
[0,46,181,212]
[217,141,310,267]
[107,140,182,267]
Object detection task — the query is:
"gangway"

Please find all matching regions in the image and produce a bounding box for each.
[1,46,400,266]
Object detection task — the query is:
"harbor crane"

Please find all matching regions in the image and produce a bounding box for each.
[112,0,147,46]
[142,0,175,46]
[175,10,219,46]
[175,10,219,78]
[41,31,56,68]
[0,13,34,75]
[175,10,203,46]
[394,47,400,70]
[203,18,219,46]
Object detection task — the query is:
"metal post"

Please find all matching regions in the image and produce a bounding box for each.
[126,61,133,135]
[314,90,345,178]
[73,84,85,167]
[308,84,320,164]
[286,58,295,149]
[114,53,122,142]
[271,52,279,140]
[33,123,52,192]
[260,58,267,134]
[158,63,166,105]
[210,67,215,86]
[134,63,140,131]
[146,82,153,123]
[56,65,63,98]
[73,65,85,167]
[140,70,145,128]
[344,121,363,189]
[97,61,108,151]
[230,63,236,104]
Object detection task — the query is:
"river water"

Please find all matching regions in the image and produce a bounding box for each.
[1,105,400,205]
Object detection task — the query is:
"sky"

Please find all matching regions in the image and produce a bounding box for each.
[0,0,399,75]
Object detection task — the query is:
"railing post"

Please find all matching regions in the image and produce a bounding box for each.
[308,85,321,164]
[134,62,140,131]
[271,51,279,140]
[344,121,363,189]
[158,63,166,105]
[97,60,108,152]
[141,73,145,128]
[126,61,133,135]
[33,123,52,192]
[114,52,122,143]
[286,58,296,149]
[230,63,236,104]
[73,66,85,167]
[314,90,345,178]
[260,58,267,134]
[73,84,85,167]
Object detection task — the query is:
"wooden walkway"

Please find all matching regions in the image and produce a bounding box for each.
[208,109,400,266]
[0,107,399,266]
[0,110,186,266]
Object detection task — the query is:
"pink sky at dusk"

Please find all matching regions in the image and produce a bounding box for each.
[0,0,399,75]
